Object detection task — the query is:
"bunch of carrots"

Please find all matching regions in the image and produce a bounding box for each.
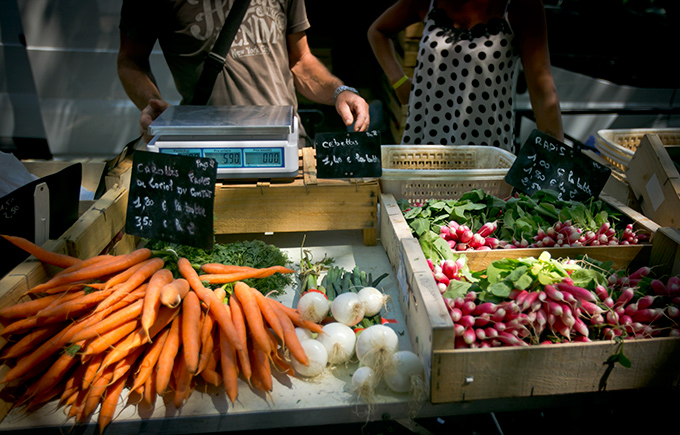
[0,235,319,434]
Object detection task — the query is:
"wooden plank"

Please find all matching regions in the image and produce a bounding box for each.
[60,185,129,259]
[379,193,412,272]
[462,244,649,272]
[214,179,379,236]
[430,337,680,403]
[302,147,317,185]
[649,227,680,277]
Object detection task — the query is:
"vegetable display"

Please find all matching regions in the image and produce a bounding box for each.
[431,252,680,349]
[0,235,303,433]
[400,189,650,265]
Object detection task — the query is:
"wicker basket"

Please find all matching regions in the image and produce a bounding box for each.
[596,128,680,171]
[380,145,516,204]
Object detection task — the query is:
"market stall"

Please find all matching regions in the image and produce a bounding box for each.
[1,127,680,435]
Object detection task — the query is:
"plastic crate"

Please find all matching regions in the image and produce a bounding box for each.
[380,145,516,204]
[596,128,680,171]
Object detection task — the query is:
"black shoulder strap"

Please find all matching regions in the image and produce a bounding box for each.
[190,0,252,105]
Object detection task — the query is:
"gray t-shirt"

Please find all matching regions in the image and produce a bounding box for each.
[120,0,310,109]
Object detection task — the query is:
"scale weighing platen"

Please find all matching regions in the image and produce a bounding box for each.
[147,105,299,179]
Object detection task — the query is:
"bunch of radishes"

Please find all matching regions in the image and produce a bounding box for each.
[429,257,467,294]
[517,222,647,249]
[439,220,500,252]
[433,260,680,348]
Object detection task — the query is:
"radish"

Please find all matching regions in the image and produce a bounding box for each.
[357,286,389,317]
[291,339,328,378]
[441,259,458,279]
[355,324,399,373]
[476,221,498,237]
[297,291,330,323]
[316,322,356,365]
[544,284,565,302]
[614,288,635,308]
[331,292,365,326]
[556,282,597,303]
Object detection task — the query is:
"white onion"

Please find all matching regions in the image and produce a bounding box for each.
[316,322,356,364]
[357,286,388,317]
[297,291,329,324]
[295,326,315,343]
[291,339,328,378]
[330,292,365,326]
[351,366,379,402]
[383,350,425,394]
[354,324,399,373]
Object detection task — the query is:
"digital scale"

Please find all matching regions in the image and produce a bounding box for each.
[147,105,300,179]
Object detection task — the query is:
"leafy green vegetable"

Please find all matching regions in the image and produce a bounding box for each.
[144,238,293,295]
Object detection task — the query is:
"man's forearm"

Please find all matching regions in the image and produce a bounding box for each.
[117,57,163,111]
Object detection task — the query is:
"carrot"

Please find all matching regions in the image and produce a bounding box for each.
[1,234,81,269]
[59,360,88,406]
[218,325,239,404]
[177,258,243,353]
[0,322,80,384]
[196,307,215,374]
[102,257,151,290]
[173,353,192,409]
[155,315,180,395]
[1,312,71,336]
[199,367,221,387]
[272,299,324,334]
[197,266,296,285]
[70,299,144,344]
[129,324,170,393]
[228,292,251,382]
[268,298,309,366]
[99,305,179,371]
[159,278,190,308]
[93,257,165,314]
[200,263,294,275]
[41,281,101,295]
[22,341,82,401]
[233,282,270,354]
[141,268,174,341]
[142,369,157,409]
[78,365,114,424]
[252,288,284,343]
[0,291,82,319]
[34,287,115,319]
[53,254,113,277]
[248,337,272,392]
[181,290,201,374]
[0,322,67,360]
[98,369,129,434]
[111,345,145,385]
[27,248,152,294]
[80,319,139,359]
[81,352,105,390]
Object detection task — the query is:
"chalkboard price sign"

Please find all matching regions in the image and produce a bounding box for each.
[505,129,611,202]
[314,130,382,178]
[125,151,217,250]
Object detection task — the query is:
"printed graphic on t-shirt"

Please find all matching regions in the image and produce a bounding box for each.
[186,0,286,60]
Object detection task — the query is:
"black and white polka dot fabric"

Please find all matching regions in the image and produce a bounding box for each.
[401,6,518,152]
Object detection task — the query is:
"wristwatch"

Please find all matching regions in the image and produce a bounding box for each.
[333,85,359,101]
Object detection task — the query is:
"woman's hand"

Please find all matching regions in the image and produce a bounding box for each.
[394,78,412,106]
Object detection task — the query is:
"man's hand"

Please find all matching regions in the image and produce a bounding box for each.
[335,91,370,132]
[140,99,171,143]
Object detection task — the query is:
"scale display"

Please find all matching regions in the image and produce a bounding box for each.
[166,147,285,169]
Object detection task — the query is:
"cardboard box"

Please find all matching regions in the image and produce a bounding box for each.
[625,134,680,228]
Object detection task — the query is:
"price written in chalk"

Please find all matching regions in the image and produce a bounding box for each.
[505,129,610,202]
[125,151,217,250]
[314,130,382,178]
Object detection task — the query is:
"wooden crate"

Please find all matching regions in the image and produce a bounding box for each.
[379,193,654,272]
[379,193,679,403]
[625,134,680,228]
[214,149,379,245]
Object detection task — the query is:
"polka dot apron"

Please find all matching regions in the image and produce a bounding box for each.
[401,1,518,152]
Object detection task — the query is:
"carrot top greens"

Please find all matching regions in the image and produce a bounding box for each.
[145,238,293,296]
